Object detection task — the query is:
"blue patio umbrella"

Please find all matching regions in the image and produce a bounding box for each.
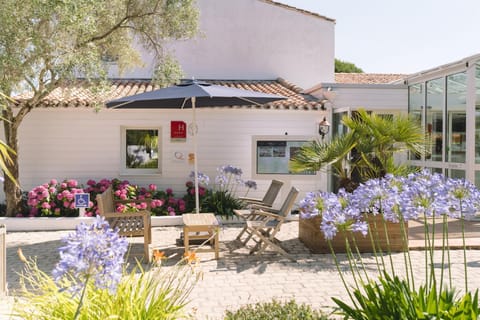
[106,80,286,214]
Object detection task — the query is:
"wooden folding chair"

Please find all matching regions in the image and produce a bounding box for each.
[233,186,299,261]
[238,179,284,207]
[96,186,152,263]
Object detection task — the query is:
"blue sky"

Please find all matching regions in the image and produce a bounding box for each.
[279,0,480,74]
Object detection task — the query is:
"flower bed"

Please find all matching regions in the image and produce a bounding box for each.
[299,214,408,253]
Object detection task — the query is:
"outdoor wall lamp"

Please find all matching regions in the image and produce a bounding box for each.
[318,117,330,139]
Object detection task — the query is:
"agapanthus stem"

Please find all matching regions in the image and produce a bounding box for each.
[73,275,90,320]
[350,234,370,283]
[439,214,450,294]
[367,216,382,275]
[345,236,362,292]
[460,200,468,293]
[399,215,414,290]
[380,215,395,277]
[328,240,361,311]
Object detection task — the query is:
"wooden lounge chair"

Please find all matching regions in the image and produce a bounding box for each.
[238,179,284,207]
[233,186,299,261]
[96,186,152,263]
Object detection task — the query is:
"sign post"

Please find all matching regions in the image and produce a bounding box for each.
[74,193,90,217]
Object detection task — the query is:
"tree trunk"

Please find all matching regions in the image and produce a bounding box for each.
[3,108,22,217]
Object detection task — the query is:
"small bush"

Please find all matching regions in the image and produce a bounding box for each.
[224,299,330,320]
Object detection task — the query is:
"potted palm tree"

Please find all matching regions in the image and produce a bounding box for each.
[290,109,427,252]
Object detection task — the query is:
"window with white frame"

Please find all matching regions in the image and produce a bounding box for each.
[121,127,161,174]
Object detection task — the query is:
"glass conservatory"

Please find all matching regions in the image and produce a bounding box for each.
[407,54,480,187]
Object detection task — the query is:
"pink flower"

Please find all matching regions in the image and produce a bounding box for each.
[49,187,56,193]
[50,179,58,185]
[67,180,78,188]
[166,188,173,195]
[168,210,176,216]
[63,201,70,207]
[151,199,164,208]
[119,194,127,200]
[60,183,67,189]
[41,202,51,209]
[87,179,96,186]
[137,203,147,210]
[149,184,157,191]
[54,208,61,216]
[114,190,121,197]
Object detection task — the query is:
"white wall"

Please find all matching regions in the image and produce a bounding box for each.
[313,84,408,111]
[111,0,335,89]
[13,107,328,208]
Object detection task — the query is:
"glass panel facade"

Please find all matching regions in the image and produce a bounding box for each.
[446,72,467,163]
[476,63,480,163]
[408,84,423,160]
[333,111,348,136]
[426,78,444,161]
[475,171,480,188]
[447,169,465,179]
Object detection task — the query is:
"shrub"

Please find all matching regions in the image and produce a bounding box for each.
[27,179,89,217]
[224,299,330,320]
[188,165,257,217]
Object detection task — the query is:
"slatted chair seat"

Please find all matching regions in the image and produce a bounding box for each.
[96,186,152,262]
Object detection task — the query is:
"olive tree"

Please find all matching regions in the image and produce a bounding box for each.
[0,0,198,216]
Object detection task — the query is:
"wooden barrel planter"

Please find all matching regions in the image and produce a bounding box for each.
[299,214,408,253]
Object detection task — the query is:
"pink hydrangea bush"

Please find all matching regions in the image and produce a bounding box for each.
[26,178,190,217]
[27,179,89,217]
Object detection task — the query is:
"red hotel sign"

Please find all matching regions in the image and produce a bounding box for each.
[171,121,187,141]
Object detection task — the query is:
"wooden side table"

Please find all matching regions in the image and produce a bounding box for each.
[183,213,220,259]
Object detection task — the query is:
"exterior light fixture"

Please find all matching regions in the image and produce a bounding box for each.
[318,117,330,139]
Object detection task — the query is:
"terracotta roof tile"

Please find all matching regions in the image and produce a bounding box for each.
[335,73,407,84]
[17,78,323,111]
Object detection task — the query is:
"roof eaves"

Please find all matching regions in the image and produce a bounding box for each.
[259,0,336,23]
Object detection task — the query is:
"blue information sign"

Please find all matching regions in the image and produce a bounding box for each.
[74,193,90,208]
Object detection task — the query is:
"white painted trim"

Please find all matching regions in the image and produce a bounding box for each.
[0,214,299,232]
[0,216,182,232]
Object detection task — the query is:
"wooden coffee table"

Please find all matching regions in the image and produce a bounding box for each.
[183,213,220,259]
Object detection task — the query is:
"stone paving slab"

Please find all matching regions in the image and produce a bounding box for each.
[2,220,480,319]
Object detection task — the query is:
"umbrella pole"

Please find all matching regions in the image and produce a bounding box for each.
[192,97,200,214]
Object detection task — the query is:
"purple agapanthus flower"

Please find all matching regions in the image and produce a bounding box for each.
[52,216,128,294]
[220,165,243,176]
[189,171,210,186]
[299,169,480,241]
[244,180,257,190]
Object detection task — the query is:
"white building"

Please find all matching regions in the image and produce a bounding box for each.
[12,0,337,206]
[14,0,478,211]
